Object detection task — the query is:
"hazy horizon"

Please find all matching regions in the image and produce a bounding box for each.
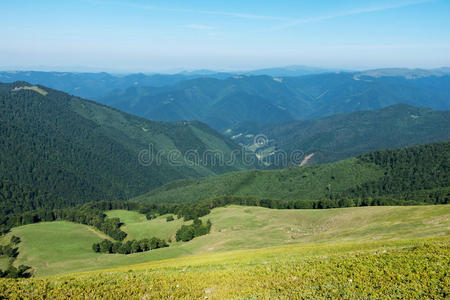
[1,0,450,72]
[1,64,450,75]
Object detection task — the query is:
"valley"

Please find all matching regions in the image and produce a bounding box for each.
[0,81,252,215]
[2,1,450,297]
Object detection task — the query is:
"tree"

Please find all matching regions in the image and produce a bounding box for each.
[99,240,113,253]
[92,243,100,253]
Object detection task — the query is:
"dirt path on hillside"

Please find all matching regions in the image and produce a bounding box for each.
[300,153,315,166]
[86,227,111,240]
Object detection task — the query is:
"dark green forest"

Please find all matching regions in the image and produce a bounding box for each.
[0,81,251,215]
[1,142,448,241]
[138,141,450,206]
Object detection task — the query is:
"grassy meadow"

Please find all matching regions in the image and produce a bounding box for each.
[1,205,448,277]
[106,210,184,241]
[0,237,448,298]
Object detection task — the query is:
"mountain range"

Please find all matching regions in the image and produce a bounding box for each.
[100,73,450,131]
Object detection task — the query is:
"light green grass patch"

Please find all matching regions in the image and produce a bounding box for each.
[106,210,184,241]
[12,86,48,96]
[0,257,11,270]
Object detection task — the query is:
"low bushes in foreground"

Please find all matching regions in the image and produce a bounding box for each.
[0,239,448,298]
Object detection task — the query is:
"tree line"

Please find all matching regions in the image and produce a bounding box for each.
[92,237,168,254]
[0,202,131,239]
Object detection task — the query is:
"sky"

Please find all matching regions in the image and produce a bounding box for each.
[1,0,449,72]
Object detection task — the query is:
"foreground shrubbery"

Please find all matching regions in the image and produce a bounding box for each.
[0,239,448,298]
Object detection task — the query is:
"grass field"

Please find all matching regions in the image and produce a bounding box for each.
[106,210,184,241]
[1,205,448,277]
[0,257,10,270]
[12,85,48,96]
[0,237,448,298]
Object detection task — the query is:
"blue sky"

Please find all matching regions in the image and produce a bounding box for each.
[1,0,449,72]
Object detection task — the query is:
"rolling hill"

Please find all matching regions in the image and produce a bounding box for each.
[229,104,450,165]
[0,81,252,215]
[1,204,448,277]
[99,72,450,130]
[135,142,450,204]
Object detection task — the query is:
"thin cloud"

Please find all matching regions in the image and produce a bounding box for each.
[186,24,214,30]
[90,0,433,30]
[102,1,293,22]
[271,0,434,30]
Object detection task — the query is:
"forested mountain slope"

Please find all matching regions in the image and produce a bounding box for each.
[0,82,251,214]
[136,142,449,205]
[230,104,450,165]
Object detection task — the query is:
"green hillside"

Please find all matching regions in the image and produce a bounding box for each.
[136,142,450,204]
[1,237,448,298]
[137,158,383,204]
[0,81,251,215]
[230,104,450,165]
[1,205,448,277]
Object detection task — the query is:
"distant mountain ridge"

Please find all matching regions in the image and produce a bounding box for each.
[242,65,335,77]
[2,66,448,101]
[100,73,450,130]
[354,67,450,79]
[0,71,232,100]
[2,69,450,132]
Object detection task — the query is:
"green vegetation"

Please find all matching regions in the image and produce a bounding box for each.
[0,81,251,216]
[137,142,449,205]
[1,205,448,277]
[106,210,184,241]
[344,141,450,199]
[0,235,30,278]
[137,158,383,203]
[0,238,448,298]
[0,202,133,239]
[231,104,450,165]
[92,237,168,254]
[175,218,211,242]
